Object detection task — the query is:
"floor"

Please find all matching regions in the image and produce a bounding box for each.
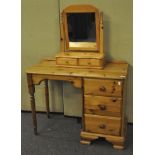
[21,112,133,155]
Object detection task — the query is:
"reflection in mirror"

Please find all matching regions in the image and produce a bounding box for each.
[67,13,96,42]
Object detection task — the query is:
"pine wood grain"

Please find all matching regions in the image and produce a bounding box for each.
[84,78,123,97]
[26,59,128,80]
[80,131,125,149]
[84,95,122,117]
[56,57,77,66]
[79,58,102,66]
[84,114,121,136]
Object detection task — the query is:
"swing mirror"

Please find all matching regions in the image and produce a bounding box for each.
[62,5,100,51]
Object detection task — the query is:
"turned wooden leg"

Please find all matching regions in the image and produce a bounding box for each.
[45,80,50,118]
[30,92,37,135]
[27,74,37,135]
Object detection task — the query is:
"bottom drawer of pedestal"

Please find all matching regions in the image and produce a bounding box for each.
[84,114,121,136]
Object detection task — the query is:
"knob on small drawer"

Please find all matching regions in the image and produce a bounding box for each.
[99,86,106,92]
[112,98,117,102]
[99,124,106,129]
[98,105,106,110]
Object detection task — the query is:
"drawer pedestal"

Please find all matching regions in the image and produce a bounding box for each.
[81,78,127,149]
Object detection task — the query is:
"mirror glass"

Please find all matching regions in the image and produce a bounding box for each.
[67,13,96,42]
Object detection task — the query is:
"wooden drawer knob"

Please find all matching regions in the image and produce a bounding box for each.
[98,105,106,110]
[99,86,106,92]
[99,124,106,129]
[112,98,117,102]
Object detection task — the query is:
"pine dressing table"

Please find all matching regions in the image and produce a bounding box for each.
[26,5,128,149]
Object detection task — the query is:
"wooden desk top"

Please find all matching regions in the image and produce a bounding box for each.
[26,59,128,80]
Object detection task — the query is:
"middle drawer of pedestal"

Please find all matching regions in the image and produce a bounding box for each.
[84,95,122,117]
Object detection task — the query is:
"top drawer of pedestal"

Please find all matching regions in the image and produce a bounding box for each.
[84,79,123,97]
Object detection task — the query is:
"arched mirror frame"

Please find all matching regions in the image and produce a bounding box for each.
[61,5,100,52]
